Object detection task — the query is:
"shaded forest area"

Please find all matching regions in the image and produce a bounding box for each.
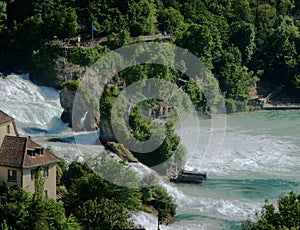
[1,0,300,109]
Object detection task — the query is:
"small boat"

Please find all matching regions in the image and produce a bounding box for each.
[170,170,207,183]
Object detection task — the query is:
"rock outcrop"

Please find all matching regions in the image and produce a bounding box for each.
[54,57,87,87]
[57,58,104,131]
[99,119,118,144]
[60,85,100,131]
[106,141,138,163]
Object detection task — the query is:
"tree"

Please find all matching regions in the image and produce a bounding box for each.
[0,1,6,32]
[276,0,294,16]
[177,23,215,69]
[127,0,158,36]
[261,16,298,82]
[230,21,256,64]
[77,198,131,229]
[157,7,184,35]
[0,186,80,230]
[34,169,45,200]
[243,191,300,230]
[63,164,142,228]
[142,185,177,223]
[214,46,255,111]
[232,0,252,22]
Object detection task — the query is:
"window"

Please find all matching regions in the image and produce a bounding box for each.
[8,170,17,182]
[6,125,10,134]
[31,169,37,180]
[44,190,48,198]
[43,166,49,178]
[27,149,35,157]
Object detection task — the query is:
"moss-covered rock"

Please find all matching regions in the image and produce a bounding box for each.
[106,142,138,163]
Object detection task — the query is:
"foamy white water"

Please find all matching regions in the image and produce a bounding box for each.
[0,74,70,134]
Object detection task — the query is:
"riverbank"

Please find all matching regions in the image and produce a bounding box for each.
[262,103,300,110]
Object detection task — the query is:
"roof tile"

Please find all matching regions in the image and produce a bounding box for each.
[0,110,14,125]
[0,136,60,168]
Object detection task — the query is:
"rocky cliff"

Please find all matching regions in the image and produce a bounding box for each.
[57,58,104,131]
[60,82,101,131]
[54,57,87,88]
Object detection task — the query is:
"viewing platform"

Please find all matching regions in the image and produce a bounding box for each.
[60,33,173,49]
[170,170,207,184]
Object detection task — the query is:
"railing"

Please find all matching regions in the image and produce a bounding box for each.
[60,33,173,49]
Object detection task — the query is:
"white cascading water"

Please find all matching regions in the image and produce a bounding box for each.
[0,74,70,134]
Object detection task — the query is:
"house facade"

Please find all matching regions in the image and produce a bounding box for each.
[0,110,18,146]
[0,110,60,199]
[0,136,60,199]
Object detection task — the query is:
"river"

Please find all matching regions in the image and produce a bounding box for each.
[1,74,300,229]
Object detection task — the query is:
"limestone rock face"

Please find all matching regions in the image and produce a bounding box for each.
[57,59,104,131]
[31,57,87,88]
[99,119,117,144]
[60,86,99,131]
[54,57,86,87]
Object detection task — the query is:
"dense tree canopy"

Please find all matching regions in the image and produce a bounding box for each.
[243,191,300,230]
[1,0,299,103]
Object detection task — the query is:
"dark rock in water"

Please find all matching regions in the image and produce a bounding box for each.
[99,119,118,144]
[23,127,47,134]
[48,136,75,143]
[106,141,138,163]
[12,69,28,75]
[0,70,10,78]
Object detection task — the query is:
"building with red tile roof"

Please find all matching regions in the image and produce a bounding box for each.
[0,110,60,199]
[0,110,18,146]
[0,136,60,199]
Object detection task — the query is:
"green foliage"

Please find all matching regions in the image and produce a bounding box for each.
[68,46,108,66]
[127,0,158,36]
[177,23,214,69]
[292,74,300,88]
[0,186,80,229]
[132,118,183,172]
[62,160,142,228]
[56,160,68,186]
[99,84,120,121]
[34,169,45,200]
[157,7,184,35]
[230,21,256,63]
[243,191,300,230]
[62,80,79,92]
[142,185,177,222]
[77,198,131,229]
[32,41,62,66]
[0,1,6,32]
[2,0,299,100]
[214,46,256,110]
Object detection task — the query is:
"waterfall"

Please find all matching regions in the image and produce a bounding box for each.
[0,74,70,134]
[80,111,88,131]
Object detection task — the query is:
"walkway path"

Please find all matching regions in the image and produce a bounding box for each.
[61,33,173,49]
